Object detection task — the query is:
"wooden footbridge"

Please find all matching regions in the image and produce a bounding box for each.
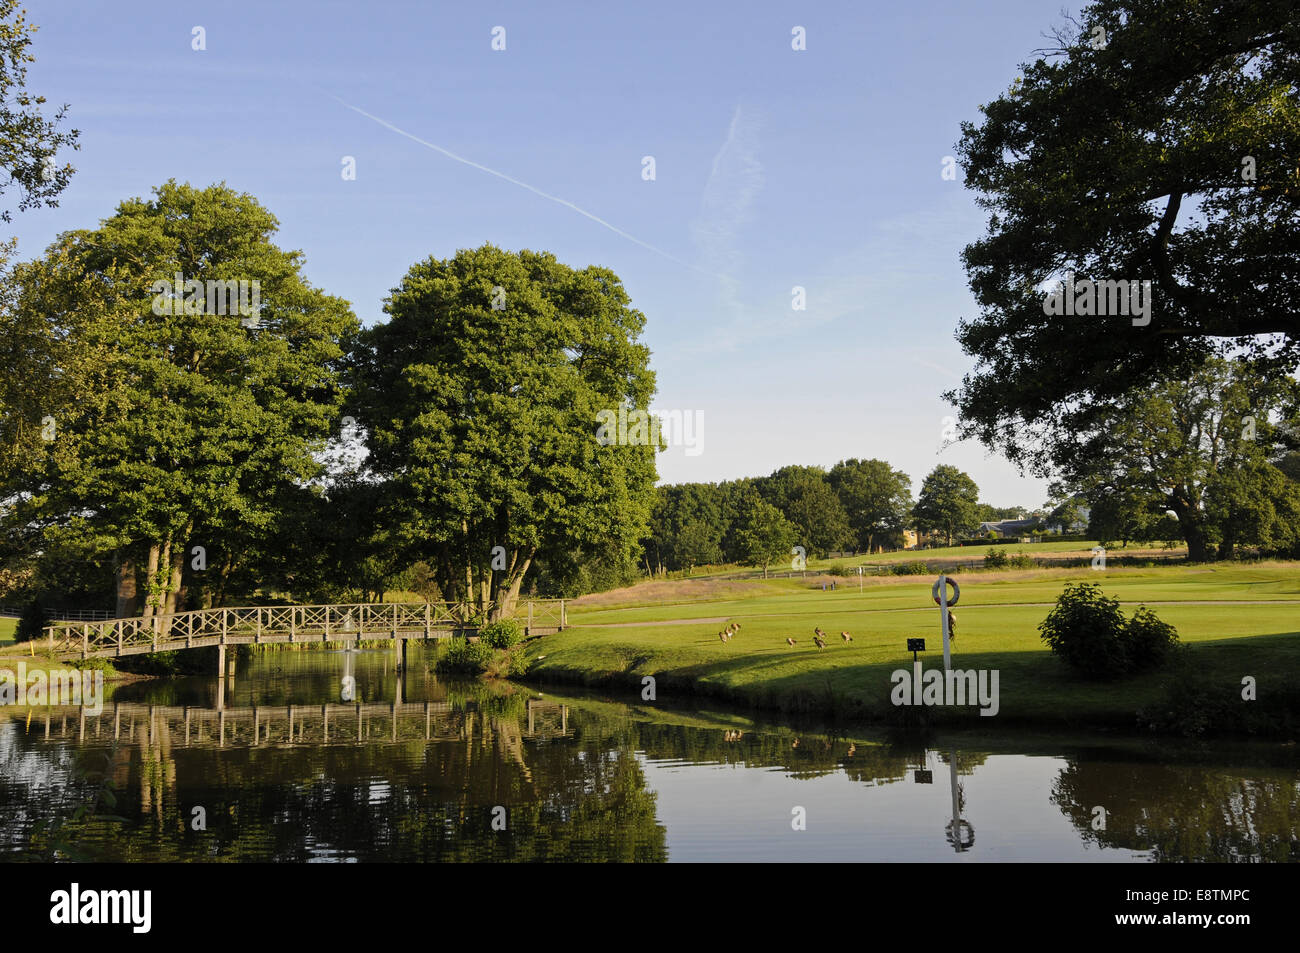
[39,599,566,664]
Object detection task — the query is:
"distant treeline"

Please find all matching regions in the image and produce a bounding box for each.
[641,460,1031,574]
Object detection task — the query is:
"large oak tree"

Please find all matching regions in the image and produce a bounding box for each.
[951,0,1300,469]
[2,181,357,617]
[355,245,658,620]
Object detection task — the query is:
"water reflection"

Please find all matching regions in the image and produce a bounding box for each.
[0,649,1296,862]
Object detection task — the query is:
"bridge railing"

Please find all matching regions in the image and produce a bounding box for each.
[42,599,566,658]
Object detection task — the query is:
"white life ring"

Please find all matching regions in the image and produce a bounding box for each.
[931,576,960,607]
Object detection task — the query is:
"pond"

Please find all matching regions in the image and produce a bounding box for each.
[2,647,1296,862]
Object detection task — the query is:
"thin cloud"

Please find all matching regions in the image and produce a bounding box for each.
[332,94,715,277]
[691,105,764,326]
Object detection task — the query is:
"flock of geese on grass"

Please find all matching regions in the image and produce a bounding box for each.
[716,622,854,649]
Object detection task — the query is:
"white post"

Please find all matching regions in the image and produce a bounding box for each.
[857,565,863,593]
[939,574,952,672]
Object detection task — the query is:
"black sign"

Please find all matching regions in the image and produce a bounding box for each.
[907,638,925,652]
[914,770,933,784]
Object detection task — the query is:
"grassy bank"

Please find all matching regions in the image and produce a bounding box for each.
[526,563,1300,736]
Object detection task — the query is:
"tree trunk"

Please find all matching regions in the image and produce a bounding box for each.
[115,555,138,618]
[164,546,185,615]
[141,542,162,621]
[1171,502,1210,562]
[497,555,533,619]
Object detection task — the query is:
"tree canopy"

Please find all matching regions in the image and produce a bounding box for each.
[951,0,1300,469]
[0,0,78,223]
[912,465,981,546]
[1053,357,1300,560]
[1,181,357,616]
[354,244,658,618]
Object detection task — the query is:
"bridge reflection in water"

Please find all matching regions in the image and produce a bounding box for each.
[21,697,570,750]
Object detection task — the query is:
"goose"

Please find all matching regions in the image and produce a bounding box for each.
[813,635,826,649]
[840,631,853,642]
[785,637,797,647]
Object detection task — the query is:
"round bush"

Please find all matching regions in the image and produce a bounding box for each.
[983,548,1009,569]
[1124,606,1180,671]
[436,637,494,675]
[1038,583,1129,679]
[14,599,46,643]
[480,619,523,649]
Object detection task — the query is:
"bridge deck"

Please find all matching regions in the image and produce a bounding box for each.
[40,600,566,660]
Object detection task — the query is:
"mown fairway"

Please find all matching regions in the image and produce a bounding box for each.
[530,563,1300,728]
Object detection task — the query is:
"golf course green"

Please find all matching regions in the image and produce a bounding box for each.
[527,562,1300,734]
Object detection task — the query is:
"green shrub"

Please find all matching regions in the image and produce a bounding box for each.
[436,637,493,675]
[1124,606,1179,672]
[1008,551,1034,569]
[983,548,1008,569]
[1038,583,1130,679]
[889,561,929,576]
[480,619,523,649]
[14,599,45,643]
[1039,583,1180,679]
[825,565,851,577]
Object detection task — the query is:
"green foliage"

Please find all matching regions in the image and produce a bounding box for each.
[1008,551,1034,569]
[983,548,1008,569]
[1039,583,1180,679]
[480,619,523,649]
[733,493,796,575]
[2,180,358,615]
[1060,359,1300,561]
[355,244,657,615]
[14,598,42,642]
[755,465,851,556]
[949,0,1300,466]
[888,560,930,576]
[1039,583,1131,679]
[827,458,912,552]
[912,465,981,546]
[436,637,494,675]
[1124,606,1180,672]
[0,0,79,224]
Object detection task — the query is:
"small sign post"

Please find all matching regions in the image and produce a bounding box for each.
[907,638,925,702]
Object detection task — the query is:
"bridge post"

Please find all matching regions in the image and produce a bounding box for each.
[424,601,431,641]
[528,601,533,636]
[561,599,567,628]
[82,623,88,659]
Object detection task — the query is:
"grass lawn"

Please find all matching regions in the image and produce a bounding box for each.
[0,617,14,643]
[531,562,1300,732]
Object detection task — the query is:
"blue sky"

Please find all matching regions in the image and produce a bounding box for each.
[15,0,1072,506]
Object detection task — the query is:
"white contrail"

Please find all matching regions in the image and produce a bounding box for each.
[332,95,715,276]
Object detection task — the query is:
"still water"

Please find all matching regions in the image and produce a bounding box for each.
[2,648,1297,862]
